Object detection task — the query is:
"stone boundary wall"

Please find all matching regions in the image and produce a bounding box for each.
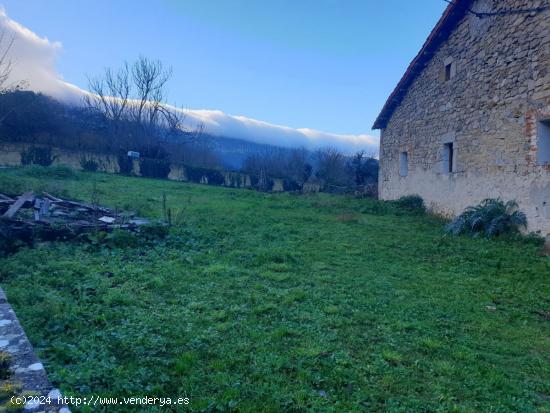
[0,142,293,192]
[0,288,70,412]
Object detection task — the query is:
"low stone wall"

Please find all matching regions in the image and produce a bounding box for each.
[0,288,70,412]
[0,143,272,189]
[0,143,310,193]
[0,143,119,173]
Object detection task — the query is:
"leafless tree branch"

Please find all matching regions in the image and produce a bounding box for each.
[0,30,15,93]
[83,56,204,158]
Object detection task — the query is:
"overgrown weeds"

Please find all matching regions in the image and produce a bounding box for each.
[392,194,426,214]
[0,166,72,198]
[359,195,426,216]
[19,164,78,180]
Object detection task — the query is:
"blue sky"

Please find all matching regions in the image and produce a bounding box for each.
[1,0,446,146]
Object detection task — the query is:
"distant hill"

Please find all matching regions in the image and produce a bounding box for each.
[201,134,300,170]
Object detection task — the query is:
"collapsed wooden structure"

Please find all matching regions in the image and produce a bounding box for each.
[0,191,149,243]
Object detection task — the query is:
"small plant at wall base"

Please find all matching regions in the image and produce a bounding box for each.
[139,158,171,179]
[80,157,99,172]
[445,198,527,237]
[117,153,134,175]
[393,194,426,214]
[20,146,56,167]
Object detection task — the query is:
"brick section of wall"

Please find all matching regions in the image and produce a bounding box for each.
[379,0,550,235]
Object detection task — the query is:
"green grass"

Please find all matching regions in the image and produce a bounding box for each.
[0,166,549,412]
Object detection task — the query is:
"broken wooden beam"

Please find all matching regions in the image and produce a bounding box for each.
[2,191,34,219]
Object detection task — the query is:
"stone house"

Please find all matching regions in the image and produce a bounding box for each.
[373,0,550,237]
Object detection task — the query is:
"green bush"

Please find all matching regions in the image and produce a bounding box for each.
[393,194,425,214]
[117,153,134,175]
[445,198,527,237]
[185,166,224,185]
[80,157,99,172]
[139,222,169,240]
[83,230,139,250]
[20,146,56,166]
[139,158,171,179]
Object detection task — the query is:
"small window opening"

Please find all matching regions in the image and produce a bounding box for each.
[537,119,550,165]
[444,63,452,81]
[399,151,408,177]
[443,143,454,173]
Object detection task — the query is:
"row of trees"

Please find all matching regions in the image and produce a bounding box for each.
[242,147,378,190]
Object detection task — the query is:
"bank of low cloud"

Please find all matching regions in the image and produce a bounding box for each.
[0,7,379,154]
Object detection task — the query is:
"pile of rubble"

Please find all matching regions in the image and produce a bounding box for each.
[0,191,149,242]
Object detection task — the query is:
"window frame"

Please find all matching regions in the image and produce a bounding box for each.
[399,151,409,177]
[537,119,550,165]
[444,63,452,81]
[443,142,454,173]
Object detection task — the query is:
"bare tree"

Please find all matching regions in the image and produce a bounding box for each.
[0,30,14,93]
[243,148,289,179]
[346,150,379,196]
[287,147,312,184]
[314,147,348,187]
[84,64,130,125]
[0,30,25,125]
[84,56,202,157]
[131,56,171,126]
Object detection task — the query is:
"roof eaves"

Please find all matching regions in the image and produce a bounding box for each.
[372,0,473,129]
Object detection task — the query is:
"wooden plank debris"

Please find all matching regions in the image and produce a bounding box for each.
[39,199,51,218]
[2,191,34,219]
[0,191,150,243]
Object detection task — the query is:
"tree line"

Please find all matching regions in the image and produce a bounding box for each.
[242,147,378,193]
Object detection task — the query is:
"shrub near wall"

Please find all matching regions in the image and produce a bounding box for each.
[186,166,224,185]
[139,158,171,179]
[117,153,134,175]
[20,146,56,167]
[80,157,99,172]
[282,179,302,192]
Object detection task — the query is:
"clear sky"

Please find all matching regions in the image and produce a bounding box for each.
[1,0,447,137]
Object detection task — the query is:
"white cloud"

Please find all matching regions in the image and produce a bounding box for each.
[179,109,379,153]
[0,7,379,154]
[0,7,84,102]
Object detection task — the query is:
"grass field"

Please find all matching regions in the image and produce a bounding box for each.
[0,166,549,412]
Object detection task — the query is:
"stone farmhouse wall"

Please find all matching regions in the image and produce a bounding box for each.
[379,0,550,236]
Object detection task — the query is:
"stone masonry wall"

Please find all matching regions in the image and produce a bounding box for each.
[0,288,70,412]
[379,0,550,236]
